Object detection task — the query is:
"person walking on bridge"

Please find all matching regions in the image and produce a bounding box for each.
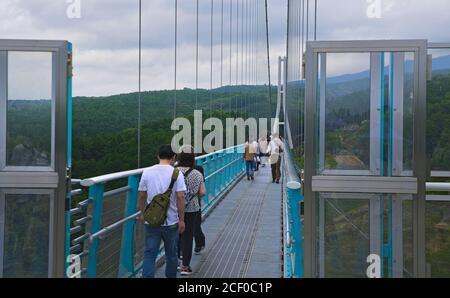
[176,146,206,275]
[138,144,187,278]
[244,140,256,180]
[268,133,284,184]
[258,136,268,167]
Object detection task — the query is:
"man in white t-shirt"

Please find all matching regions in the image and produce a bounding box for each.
[268,133,284,184]
[138,144,186,278]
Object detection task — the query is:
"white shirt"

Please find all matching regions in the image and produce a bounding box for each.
[268,137,284,155]
[251,141,260,154]
[138,164,187,226]
[259,139,268,154]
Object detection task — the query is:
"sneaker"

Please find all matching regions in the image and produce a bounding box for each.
[194,246,205,255]
[177,259,182,270]
[180,266,193,276]
[247,176,250,181]
[251,175,254,180]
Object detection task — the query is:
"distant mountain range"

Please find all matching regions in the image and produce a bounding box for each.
[290,54,450,85]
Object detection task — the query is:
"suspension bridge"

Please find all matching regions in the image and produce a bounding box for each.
[0,0,449,279]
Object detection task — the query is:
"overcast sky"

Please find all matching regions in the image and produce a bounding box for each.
[1,0,449,98]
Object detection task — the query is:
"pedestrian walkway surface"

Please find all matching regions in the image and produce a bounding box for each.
[156,165,283,278]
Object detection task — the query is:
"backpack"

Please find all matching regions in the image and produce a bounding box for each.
[183,168,197,206]
[143,168,179,227]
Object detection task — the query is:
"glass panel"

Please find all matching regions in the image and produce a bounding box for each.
[389,52,415,176]
[317,194,370,277]
[6,51,53,167]
[401,52,414,175]
[317,193,414,278]
[3,193,50,277]
[401,198,413,278]
[426,201,450,277]
[427,48,450,172]
[317,53,371,174]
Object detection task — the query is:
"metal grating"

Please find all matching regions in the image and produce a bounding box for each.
[195,183,267,278]
[95,192,127,278]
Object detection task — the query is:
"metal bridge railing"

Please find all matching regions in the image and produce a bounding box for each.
[282,141,304,278]
[68,145,245,278]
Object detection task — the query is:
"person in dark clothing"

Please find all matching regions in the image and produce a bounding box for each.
[193,164,206,254]
[176,148,206,275]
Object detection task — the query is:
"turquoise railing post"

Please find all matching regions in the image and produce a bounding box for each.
[238,145,245,173]
[210,154,217,199]
[287,184,304,278]
[119,174,140,277]
[216,152,222,194]
[221,152,226,188]
[204,156,211,204]
[87,183,105,278]
[233,147,238,178]
[225,149,231,186]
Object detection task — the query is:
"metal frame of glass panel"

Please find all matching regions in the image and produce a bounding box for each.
[0,39,69,278]
[304,40,428,278]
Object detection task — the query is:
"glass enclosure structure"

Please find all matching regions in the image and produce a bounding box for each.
[285,0,450,278]
[0,40,71,277]
[303,40,428,278]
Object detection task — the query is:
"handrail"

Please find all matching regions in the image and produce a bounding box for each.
[204,157,242,180]
[89,211,141,243]
[72,144,246,278]
[81,168,145,187]
[426,182,450,192]
[196,144,244,159]
[80,144,245,187]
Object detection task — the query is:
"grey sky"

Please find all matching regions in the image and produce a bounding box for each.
[1,0,449,97]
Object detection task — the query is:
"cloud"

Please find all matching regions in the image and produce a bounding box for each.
[1,0,449,96]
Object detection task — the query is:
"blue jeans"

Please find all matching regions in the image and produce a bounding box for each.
[245,160,255,177]
[142,224,179,278]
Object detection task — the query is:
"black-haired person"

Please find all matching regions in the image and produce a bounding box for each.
[192,164,206,254]
[138,144,186,278]
[176,147,206,275]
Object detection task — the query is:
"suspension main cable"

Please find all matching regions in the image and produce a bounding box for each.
[306,0,309,42]
[195,0,199,110]
[138,0,142,168]
[229,0,233,116]
[265,0,272,120]
[174,0,178,123]
[221,0,224,88]
[220,0,224,120]
[210,0,214,116]
[314,0,318,40]
[235,0,239,118]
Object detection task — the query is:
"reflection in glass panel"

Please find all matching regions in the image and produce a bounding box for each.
[426,201,450,277]
[3,193,50,277]
[317,53,371,173]
[427,49,450,172]
[401,198,413,278]
[6,51,52,167]
[388,51,414,176]
[400,52,414,174]
[321,197,370,277]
